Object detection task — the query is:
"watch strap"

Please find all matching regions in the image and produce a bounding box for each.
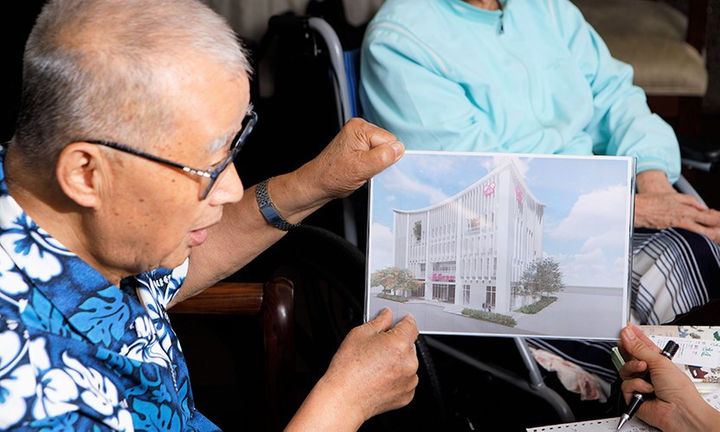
[255,178,299,231]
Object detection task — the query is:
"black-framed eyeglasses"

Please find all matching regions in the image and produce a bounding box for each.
[84,109,257,200]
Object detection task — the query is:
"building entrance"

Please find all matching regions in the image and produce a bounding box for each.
[432,283,455,303]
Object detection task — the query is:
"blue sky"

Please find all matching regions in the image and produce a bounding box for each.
[368,152,634,287]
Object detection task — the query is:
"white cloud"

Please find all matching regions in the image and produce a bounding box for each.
[550,185,629,241]
[555,248,627,287]
[369,222,394,272]
[548,185,630,287]
[552,232,628,287]
[383,166,448,205]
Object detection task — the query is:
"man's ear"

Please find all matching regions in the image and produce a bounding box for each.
[55,143,109,208]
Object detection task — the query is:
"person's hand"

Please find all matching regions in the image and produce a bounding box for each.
[323,308,419,421]
[634,170,720,243]
[618,324,720,432]
[292,118,404,207]
[635,192,720,242]
[286,308,419,432]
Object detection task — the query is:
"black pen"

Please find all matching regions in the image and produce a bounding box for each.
[616,339,680,430]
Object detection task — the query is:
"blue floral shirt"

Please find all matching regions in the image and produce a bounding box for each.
[0,150,219,431]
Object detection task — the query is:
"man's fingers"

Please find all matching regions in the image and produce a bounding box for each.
[366,307,394,333]
[364,139,404,169]
[354,120,404,167]
[389,314,419,342]
[357,119,398,148]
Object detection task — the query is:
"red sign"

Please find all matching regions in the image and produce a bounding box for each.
[431,273,455,282]
[483,181,496,197]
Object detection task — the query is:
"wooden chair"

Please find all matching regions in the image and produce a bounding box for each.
[573,0,709,136]
[169,277,294,432]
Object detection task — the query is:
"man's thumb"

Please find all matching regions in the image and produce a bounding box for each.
[366,307,393,333]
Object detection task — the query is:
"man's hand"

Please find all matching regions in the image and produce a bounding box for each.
[618,324,720,432]
[179,119,403,300]
[274,118,404,217]
[634,170,720,243]
[286,308,419,432]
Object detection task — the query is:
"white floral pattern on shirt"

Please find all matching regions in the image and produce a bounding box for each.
[0,147,219,431]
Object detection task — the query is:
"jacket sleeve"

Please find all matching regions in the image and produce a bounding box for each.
[360,23,504,152]
[551,0,681,183]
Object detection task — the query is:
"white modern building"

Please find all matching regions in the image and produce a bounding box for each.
[393,160,545,314]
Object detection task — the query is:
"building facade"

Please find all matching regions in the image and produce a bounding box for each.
[393,161,544,314]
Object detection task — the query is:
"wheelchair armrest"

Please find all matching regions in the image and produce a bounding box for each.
[678,134,720,172]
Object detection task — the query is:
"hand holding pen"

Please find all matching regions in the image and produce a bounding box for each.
[617,324,720,432]
[616,339,678,430]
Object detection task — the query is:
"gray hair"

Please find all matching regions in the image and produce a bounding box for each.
[12,0,252,171]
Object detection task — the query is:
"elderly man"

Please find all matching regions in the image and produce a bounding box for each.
[0,0,418,430]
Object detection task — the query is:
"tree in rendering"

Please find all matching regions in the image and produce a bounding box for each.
[371,267,423,297]
[520,257,564,297]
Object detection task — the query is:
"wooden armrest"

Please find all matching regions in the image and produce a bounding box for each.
[169,277,294,430]
[169,282,264,315]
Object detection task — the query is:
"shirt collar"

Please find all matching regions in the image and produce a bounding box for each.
[0,147,141,346]
[442,0,507,25]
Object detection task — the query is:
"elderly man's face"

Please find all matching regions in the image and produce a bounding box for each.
[96,61,250,274]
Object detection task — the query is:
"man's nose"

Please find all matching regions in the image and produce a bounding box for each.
[208,163,244,205]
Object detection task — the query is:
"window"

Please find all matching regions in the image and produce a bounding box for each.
[463,284,471,305]
[432,283,455,303]
[486,285,496,309]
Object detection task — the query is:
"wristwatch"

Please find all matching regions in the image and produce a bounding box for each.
[255,178,300,231]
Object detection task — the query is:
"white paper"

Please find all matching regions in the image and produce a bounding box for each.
[526,417,657,432]
[366,152,635,339]
[703,388,720,412]
[649,335,720,368]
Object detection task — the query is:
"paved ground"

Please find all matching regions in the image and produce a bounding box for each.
[370,297,532,336]
[368,288,624,338]
[512,290,624,338]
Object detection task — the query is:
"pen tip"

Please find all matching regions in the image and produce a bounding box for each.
[616,415,628,430]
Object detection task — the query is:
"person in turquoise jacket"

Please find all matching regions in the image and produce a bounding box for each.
[360,0,720,398]
[360,0,720,242]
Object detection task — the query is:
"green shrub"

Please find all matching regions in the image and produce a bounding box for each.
[515,296,558,314]
[377,293,409,303]
[461,308,517,327]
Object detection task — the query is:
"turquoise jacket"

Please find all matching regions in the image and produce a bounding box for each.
[360,0,681,183]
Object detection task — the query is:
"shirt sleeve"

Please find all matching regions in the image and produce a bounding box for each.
[360,23,504,152]
[551,0,681,183]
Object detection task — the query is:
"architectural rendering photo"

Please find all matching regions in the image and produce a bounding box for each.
[366,152,635,339]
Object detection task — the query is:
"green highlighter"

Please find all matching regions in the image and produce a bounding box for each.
[611,346,625,372]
